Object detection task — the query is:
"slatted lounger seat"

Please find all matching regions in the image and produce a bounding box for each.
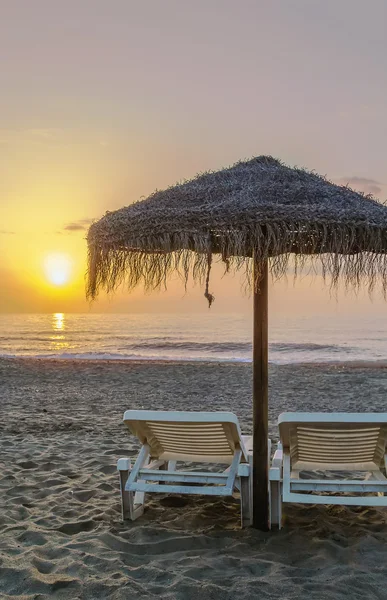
[269,412,387,529]
[117,410,255,527]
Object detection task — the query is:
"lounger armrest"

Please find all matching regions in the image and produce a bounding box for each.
[269,466,281,481]
[238,463,251,477]
[117,458,131,471]
[272,442,283,468]
[269,442,283,482]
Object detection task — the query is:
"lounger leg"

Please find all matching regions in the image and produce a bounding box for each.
[122,445,151,521]
[269,442,283,529]
[269,480,282,529]
[132,454,151,518]
[240,454,253,528]
[117,458,146,521]
[117,458,131,520]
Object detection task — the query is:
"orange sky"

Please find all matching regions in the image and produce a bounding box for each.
[1,1,386,315]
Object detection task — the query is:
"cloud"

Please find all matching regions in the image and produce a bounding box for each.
[0,230,15,235]
[63,218,94,232]
[0,127,64,145]
[25,128,63,140]
[65,223,87,232]
[337,176,383,197]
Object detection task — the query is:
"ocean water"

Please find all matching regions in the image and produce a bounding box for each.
[0,313,387,364]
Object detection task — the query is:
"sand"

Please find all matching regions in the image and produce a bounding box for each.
[1,357,387,599]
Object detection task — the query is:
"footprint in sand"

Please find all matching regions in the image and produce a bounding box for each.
[160,496,190,508]
[32,557,55,574]
[98,465,117,475]
[40,462,60,472]
[57,469,79,479]
[97,482,114,492]
[17,530,48,546]
[17,461,39,470]
[57,520,96,535]
[72,490,96,503]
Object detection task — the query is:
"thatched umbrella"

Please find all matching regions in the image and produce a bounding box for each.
[87,156,387,530]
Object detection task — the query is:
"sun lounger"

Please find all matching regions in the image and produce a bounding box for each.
[269,412,387,528]
[117,410,254,527]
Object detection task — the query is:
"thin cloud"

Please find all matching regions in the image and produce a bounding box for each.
[63,218,94,232]
[0,127,64,145]
[65,223,87,232]
[338,176,383,197]
[25,128,63,140]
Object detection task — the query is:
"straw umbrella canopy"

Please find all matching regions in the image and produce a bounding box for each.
[87,156,387,530]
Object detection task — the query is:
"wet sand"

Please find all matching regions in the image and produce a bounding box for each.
[1,358,387,599]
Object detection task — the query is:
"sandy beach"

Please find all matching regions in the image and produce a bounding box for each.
[1,357,387,599]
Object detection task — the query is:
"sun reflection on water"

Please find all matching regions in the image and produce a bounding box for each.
[53,313,65,331]
[51,313,70,351]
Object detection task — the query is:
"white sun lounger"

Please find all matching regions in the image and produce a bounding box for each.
[269,412,387,528]
[117,410,254,527]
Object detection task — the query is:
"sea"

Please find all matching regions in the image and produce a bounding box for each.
[0,313,386,364]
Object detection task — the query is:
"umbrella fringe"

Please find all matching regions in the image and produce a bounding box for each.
[87,221,387,302]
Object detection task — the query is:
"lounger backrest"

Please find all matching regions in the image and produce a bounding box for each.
[279,413,387,470]
[123,410,247,464]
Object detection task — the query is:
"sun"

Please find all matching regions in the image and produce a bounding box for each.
[44,253,72,286]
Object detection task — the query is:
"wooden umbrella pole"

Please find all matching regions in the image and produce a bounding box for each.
[252,256,269,530]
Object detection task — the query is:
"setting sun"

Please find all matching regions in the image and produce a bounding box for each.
[44,254,72,286]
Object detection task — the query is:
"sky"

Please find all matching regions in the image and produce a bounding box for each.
[1,0,387,316]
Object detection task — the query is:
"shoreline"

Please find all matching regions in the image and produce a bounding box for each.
[2,355,387,369]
